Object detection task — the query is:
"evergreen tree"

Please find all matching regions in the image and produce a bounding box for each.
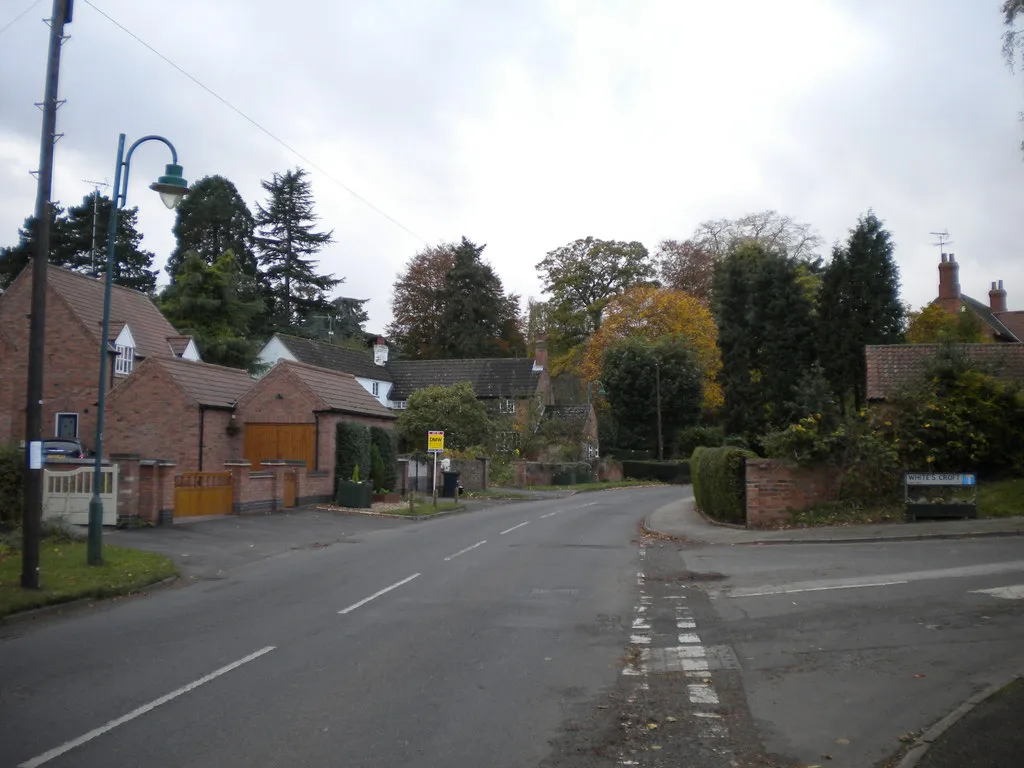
[255,167,341,330]
[818,212,905,410]
[434,237,523,358]
[0,193,157,293]
[159,250,264,369]
[168,175,257,279]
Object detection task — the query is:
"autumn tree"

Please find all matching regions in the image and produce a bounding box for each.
[255,167,341,330]
[818,212,905,410]
[396,381,491,451]
[657,239,716,302]
[602,335,704,456]
[906,303,985,343]
[387,243,456,358]
[168,175,257,279]
[536,237,655,356]
[582,285,722,410]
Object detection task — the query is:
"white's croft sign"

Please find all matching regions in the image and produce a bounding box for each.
[904,473,977,487]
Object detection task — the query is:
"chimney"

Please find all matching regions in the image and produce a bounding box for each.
[532,336,548,372]
[989,279,1007,313]
[937,252,961,314]
[372,336,389,366]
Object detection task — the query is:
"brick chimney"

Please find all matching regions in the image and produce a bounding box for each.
[532,337,548,371]
[989,280,1007,313]
[372,336,389,366]
[937,253,961,314]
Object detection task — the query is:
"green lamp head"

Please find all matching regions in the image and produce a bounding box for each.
[150,163,188,209]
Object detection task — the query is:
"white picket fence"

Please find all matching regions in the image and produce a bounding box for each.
[42,465,118,526]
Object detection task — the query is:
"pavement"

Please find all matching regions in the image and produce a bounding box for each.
[645,494,1024,544]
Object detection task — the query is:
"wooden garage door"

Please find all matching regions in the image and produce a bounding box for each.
[243,423,315,470]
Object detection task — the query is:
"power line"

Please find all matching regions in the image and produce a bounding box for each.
[80,0,429,245]
[0,0,44,37]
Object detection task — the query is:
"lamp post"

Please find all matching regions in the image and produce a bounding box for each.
[87,134,187,565]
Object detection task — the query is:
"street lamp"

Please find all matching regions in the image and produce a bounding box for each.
[87,134,187,565]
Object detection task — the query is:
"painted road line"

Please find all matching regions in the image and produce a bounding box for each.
[443,540,488,562]
[339,573,421,614]
[731,580,909,598]
[19,646,276,768]
[540,510,562,519]
[688,683,720,705]
[972,584,1024,599]
[678,632,702,644]
[499,521,529,535]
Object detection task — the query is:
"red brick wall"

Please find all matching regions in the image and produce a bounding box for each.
[597,459,623,481]
[745,459,840,528]
[200,408,241,472]
[0,275,112,448]
[236,366,320,424]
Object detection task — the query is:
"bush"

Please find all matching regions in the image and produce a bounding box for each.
[370,427,398,493]
[370,444,385,493]
[335,422,371,490]
[691,446,756,525]
[672,426,724,459]
[0,447,21,528]
[551,462,595,485]
[621,460,690,484]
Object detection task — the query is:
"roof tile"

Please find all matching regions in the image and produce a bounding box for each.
[865,343,1024,400]
[387,358,540,401]
[276,334,389,381]
[275,361,395,418]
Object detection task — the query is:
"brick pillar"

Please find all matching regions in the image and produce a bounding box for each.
[224,460,251,515]
[110,453,140,526]
[156,461,176,525]
[261,460,287,512]
[479,457,489,490]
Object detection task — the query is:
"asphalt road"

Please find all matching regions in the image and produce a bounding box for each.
[684,536,1024,767]
[0,487,681,768]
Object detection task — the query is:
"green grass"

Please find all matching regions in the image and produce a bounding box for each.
[978,478,1024,518]
[462,489,531,500]
[389,500,462,516]
[520,479,665,492]
[0,540,178,619]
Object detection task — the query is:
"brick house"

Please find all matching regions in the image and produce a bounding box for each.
[0,264,200,449]
[256,333,553,413]
[933,252,1023,341]
[540,404,600,461]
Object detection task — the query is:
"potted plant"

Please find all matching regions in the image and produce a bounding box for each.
[335,464,372,508]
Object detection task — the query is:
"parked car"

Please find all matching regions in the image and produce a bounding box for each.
[41,439,90,459]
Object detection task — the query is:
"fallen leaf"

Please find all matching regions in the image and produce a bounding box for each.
[647,723,658,730]
[836,738,850,745]
[651,745,662,750]
[666,716,677,722]
[913,674,925,679]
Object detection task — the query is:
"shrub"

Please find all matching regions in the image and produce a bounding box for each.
[672,426,724,459]
[489,457,515,487]
[370,445,385,493]
[370,427,398,493]
[335,422,371,489]
[0,447,21,528]
[691,446,756,525]
[551,462,595,485]
[621,460,690,484]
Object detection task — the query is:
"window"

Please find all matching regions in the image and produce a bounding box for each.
[372,381,380,397]
[55,413,78,439]
[499,398,515,414]
[115,343,135,375]
[392,400,407,410]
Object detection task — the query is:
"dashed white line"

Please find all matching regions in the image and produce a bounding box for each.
[339,573,421,613]
[540,510,562,519]
[678,632,702,644]
[443,540,488,562]
[688,683,720,704]
[731,580,909,598]
[19,646,276,768]
[500,521,529,535]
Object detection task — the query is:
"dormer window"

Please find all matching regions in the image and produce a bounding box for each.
[115,343,135,375]
[499,398,515,414]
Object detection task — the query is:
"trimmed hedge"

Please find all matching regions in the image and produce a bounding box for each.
[551,462,595,485]
[621,460,691,484]
[691,446,756,525]
[0,447,21,527]
[370,427,398,493]
[336,422,371,487]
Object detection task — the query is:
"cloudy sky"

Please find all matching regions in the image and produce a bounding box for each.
[1,0,1022,331]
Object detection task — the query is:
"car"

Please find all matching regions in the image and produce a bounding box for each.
[41,439,89,459]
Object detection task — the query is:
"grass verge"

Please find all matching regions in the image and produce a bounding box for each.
[0,541,178,619]
[462,489,532,500]
[978,478,1024,518]
[389,500,462,516]
[520,480,665,493]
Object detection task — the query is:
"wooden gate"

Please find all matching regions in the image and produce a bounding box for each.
[175,472,233,518]
[243,423,315,470]
[283,469,297,508]
[43,465,118,526]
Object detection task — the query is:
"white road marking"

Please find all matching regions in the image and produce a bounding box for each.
[442,540,488,562]
[637,571,645,585]
[732,580,909,598]
[688,683,720,704]
[632,618,651,630]
[499,521,529,535]
[678,632,702,644]
[19,646,276,768]
[677,619,696,629]
[641,647,710,674]
[540,510,562,519]
[972,584,1024,599]
[339,573,421,613]
[630,634,652,645]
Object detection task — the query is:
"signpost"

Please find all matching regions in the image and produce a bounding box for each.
[428,431,444,507]
[904,472,977,521]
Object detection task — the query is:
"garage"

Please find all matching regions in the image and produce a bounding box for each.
[243,423,316,470]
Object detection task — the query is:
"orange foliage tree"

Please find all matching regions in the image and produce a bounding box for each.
[581,285,723,409]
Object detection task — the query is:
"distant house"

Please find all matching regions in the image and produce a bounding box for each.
[0,264,199,449]
[541,404,600,461]
[256,334,553,412]
[866,254,1024,401]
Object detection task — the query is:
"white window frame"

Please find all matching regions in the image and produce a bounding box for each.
[392,400,407,410]
[499,398,515,414]
[115,343,135,375]
[372,381,380,397]
[55,412,79,438]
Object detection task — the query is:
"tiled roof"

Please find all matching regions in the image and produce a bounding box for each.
[277,361,395,419]
[995,311,1024,343]
[157,357,255,408]
[387,358,540,401]
[48,268,183,360]
[961,295,1020,342]
[167,336,193,356]
[865,343,1024,400]
[276,334,390,380]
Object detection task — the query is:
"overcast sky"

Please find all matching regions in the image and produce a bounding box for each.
[1,0,1023,332]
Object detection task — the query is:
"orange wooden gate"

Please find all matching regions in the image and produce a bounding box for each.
[283,469,297,508]
[175,472,233,518]
[243,423,315,470]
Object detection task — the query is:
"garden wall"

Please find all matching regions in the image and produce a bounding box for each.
[744,459,840,528]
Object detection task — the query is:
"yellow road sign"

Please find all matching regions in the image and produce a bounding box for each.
[428,431,444,452]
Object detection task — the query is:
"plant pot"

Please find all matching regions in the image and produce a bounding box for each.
[336,480,372,509]
[372,493,400,504]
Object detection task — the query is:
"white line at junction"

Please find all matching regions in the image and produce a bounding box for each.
[339,573,421,613]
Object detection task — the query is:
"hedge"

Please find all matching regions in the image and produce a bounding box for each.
[0,447,21,527]
[551,462,595,485]
[336,422,371,487]
[690,446,756,525]
[370,427,398,493]
[621,460,690,484]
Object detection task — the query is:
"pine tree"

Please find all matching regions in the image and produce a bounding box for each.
[818,212,905,409]
[254,167,341,330]
[168,175,257,279]
[434,237,523,358]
